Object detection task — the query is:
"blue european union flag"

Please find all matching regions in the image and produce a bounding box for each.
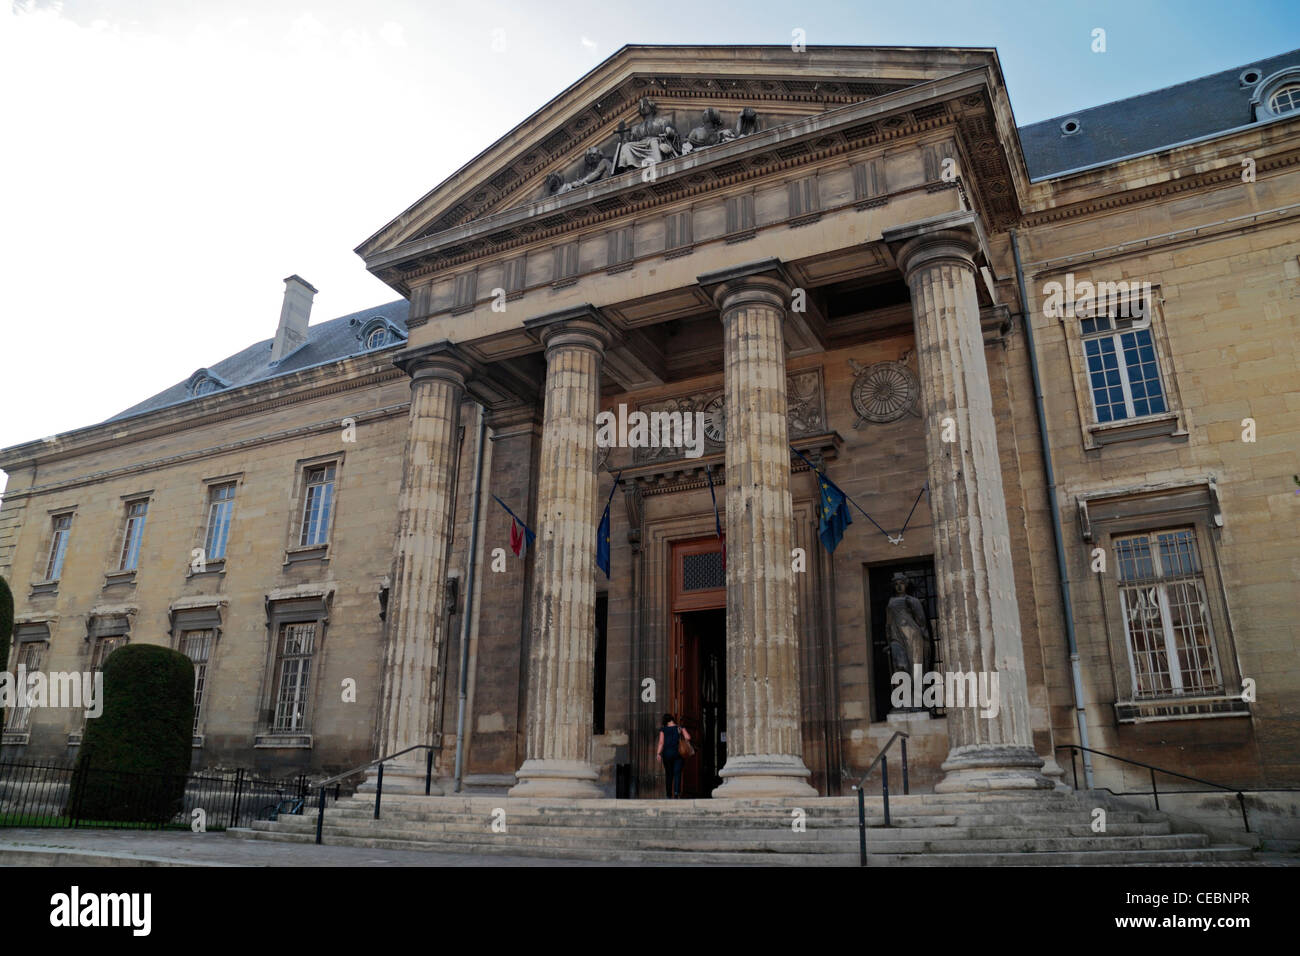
[596,502,612,578]
[818,473,852,554]
[596,471,621,579]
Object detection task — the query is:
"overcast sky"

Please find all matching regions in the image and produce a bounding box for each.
[3,0,1299,490]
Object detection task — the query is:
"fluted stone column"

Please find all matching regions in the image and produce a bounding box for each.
[701,263,817,799]
[372,343,472,794]
[885,213,1051,792]
[509,311,612,798]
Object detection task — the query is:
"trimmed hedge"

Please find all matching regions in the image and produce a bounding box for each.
[68,643,194,823]
[0,576,11,736]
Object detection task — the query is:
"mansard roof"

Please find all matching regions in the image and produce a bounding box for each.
[105,299,408,423]
[1019,48,1300,179]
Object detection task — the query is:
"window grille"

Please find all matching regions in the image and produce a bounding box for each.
[273,622,317,733]
[1113,528,1222,699]
[181,629,214,734]
[682,551,725,591]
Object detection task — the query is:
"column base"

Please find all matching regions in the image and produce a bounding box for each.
[934,745,1054,793]
[356,758,444,796]
[507,759,604,798]
[712,754,818,799]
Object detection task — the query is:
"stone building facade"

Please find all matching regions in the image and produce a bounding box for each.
[2,45,1297,798]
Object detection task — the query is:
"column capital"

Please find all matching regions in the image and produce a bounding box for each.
[697,258,794,314]
[392,341,475,389]
[524,304,618,356]
[882,210,989,283]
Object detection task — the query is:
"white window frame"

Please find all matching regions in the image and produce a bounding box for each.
[45,513,73,581]
[1080,314,1168,424]
[204,482,236,561]
[271,621,318,734]
[180,629,215,735]
[1113,527,1223,700]
[118,499,149,571]
[298,464,336,548]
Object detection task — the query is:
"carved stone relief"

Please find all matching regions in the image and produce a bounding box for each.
[631,368,825,464]
[545,100,761,197]
[848,352,921,426]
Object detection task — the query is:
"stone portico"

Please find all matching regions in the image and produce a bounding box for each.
[361,46,1054,797]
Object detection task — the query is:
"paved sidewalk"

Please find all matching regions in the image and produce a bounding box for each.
[0,828,616,866]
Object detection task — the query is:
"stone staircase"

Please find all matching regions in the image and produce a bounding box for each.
[229,790,1255,865]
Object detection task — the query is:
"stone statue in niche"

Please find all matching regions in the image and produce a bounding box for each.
[613,97,681,172]
[885,572,932,714]
[546,146,614,195]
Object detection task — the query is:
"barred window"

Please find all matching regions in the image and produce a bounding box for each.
[1081,311,1166,423]
[7,641,47,732]
[204,483,236,560]
[45,513,73,581]
[91,635,128,672]
[299,465,336,547]
[273,622,317,733]
[118,500,148,571]
[181,629,215,735]
[1113,528,1221,699]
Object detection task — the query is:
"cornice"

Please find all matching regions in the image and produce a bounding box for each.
[1019,146,1300,228]
[3,403,411,503]
[0,360,407,472]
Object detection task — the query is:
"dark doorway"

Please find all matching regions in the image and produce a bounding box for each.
[868,559,941,721]
[676,607,726,797]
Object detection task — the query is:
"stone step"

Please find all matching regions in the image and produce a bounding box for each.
[263,811,1175,842]
[309,805,1159,830]
[227,827,1253,867]
[873,846,1255,866]
[256,819,1210,855]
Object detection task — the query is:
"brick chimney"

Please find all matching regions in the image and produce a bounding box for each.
[271,275,318,363]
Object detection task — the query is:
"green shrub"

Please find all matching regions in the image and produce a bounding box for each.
[0,576,12,736]
[68,644,194,823]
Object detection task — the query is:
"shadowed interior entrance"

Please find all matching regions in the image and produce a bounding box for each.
[670,537,727,798]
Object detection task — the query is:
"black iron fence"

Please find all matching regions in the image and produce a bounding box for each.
[0,759,313,831]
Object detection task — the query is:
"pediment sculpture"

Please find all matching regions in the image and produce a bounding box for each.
[546,99,761,196]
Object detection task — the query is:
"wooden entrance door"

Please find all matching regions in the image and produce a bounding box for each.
[670,537,726,798]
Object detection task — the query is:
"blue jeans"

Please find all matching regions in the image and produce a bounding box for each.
[662,754,683,797]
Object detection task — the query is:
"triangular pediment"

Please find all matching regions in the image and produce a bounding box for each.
[356,45,1006,269]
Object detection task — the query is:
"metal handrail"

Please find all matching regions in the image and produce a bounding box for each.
[313,744,436,845]
[849,731,909,867]
[1056,744,1250,832]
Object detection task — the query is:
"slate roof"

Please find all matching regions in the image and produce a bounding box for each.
[1018,49,1300,179]
[106,299,409,423]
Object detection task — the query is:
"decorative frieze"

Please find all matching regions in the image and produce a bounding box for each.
[630,368,825,464]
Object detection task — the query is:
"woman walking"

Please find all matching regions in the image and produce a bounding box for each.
[657,713,692,799]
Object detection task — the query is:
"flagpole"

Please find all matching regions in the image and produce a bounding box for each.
[789,445,927,543]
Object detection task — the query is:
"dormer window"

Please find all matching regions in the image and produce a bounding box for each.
[1268,83,1300,115]
[186,368,228,398]
[1251,68,1300,122]
[350,316,404,352]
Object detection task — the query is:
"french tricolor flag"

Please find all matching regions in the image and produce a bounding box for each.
[493,495,535,559]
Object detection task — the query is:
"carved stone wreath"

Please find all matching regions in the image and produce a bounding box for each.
[849,357,921,426]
